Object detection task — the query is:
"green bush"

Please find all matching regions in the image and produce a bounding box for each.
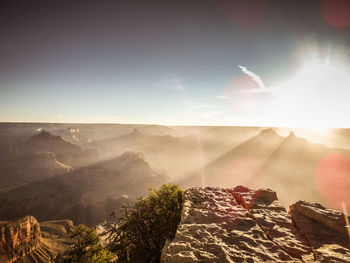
[107,184,184,263]
[62,224,115,263]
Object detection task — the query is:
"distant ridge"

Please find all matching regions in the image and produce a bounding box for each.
[24,130,81,154]
[180,129,350,207]
[0,151,167,226]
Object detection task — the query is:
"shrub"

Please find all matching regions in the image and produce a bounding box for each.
[107,184,184,263]
[61,224,115,263]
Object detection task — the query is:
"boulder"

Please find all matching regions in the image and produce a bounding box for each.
[290,201,350,261]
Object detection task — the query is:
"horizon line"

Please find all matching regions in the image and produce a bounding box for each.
[0,121,349,130]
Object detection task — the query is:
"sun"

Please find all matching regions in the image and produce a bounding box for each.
[270,59,350,130]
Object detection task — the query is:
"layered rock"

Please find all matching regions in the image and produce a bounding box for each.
[0,216,42,263]
[0,216,74,263]
[161,186,350,262]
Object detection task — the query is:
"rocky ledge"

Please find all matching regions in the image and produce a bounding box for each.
[161,186,350,262]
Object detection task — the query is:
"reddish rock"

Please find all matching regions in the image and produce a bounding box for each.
[0,216,42,263]
[0,216,74,263]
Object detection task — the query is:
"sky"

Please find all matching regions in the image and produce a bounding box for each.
[1,0,350,128]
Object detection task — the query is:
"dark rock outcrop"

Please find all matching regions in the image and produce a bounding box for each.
[161,186,350,262]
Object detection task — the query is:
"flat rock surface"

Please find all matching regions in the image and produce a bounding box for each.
[162,186,350,262]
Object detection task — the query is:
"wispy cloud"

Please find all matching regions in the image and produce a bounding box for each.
[216,66,272,100]
[238,65,266,89]
[156,73,186,91]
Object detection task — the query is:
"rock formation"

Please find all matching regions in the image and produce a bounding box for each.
[20,130,99,167]
[0,216,42,263]
[50,127,92,146]
[0,216,74,263]
[0,130,99,191]
[90,128,179,161]
[161,186,350,262]
[290,201,350,262]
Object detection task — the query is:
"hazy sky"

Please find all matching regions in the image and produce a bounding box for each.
[2,0,350,127]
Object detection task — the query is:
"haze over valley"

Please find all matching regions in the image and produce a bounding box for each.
[0,123,349,227]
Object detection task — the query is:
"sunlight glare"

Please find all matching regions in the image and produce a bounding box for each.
[271,59,350,129]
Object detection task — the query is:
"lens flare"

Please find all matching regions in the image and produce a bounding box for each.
[315,154,350,211]
[272,59,350,129]
[321,0,350,28]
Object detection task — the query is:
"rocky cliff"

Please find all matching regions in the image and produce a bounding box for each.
[0,216,41,263]
[0,216,74,263]
[161,186,350,262]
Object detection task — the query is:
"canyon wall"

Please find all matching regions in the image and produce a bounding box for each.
[0,216,74,263]
[0,216,42,263]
